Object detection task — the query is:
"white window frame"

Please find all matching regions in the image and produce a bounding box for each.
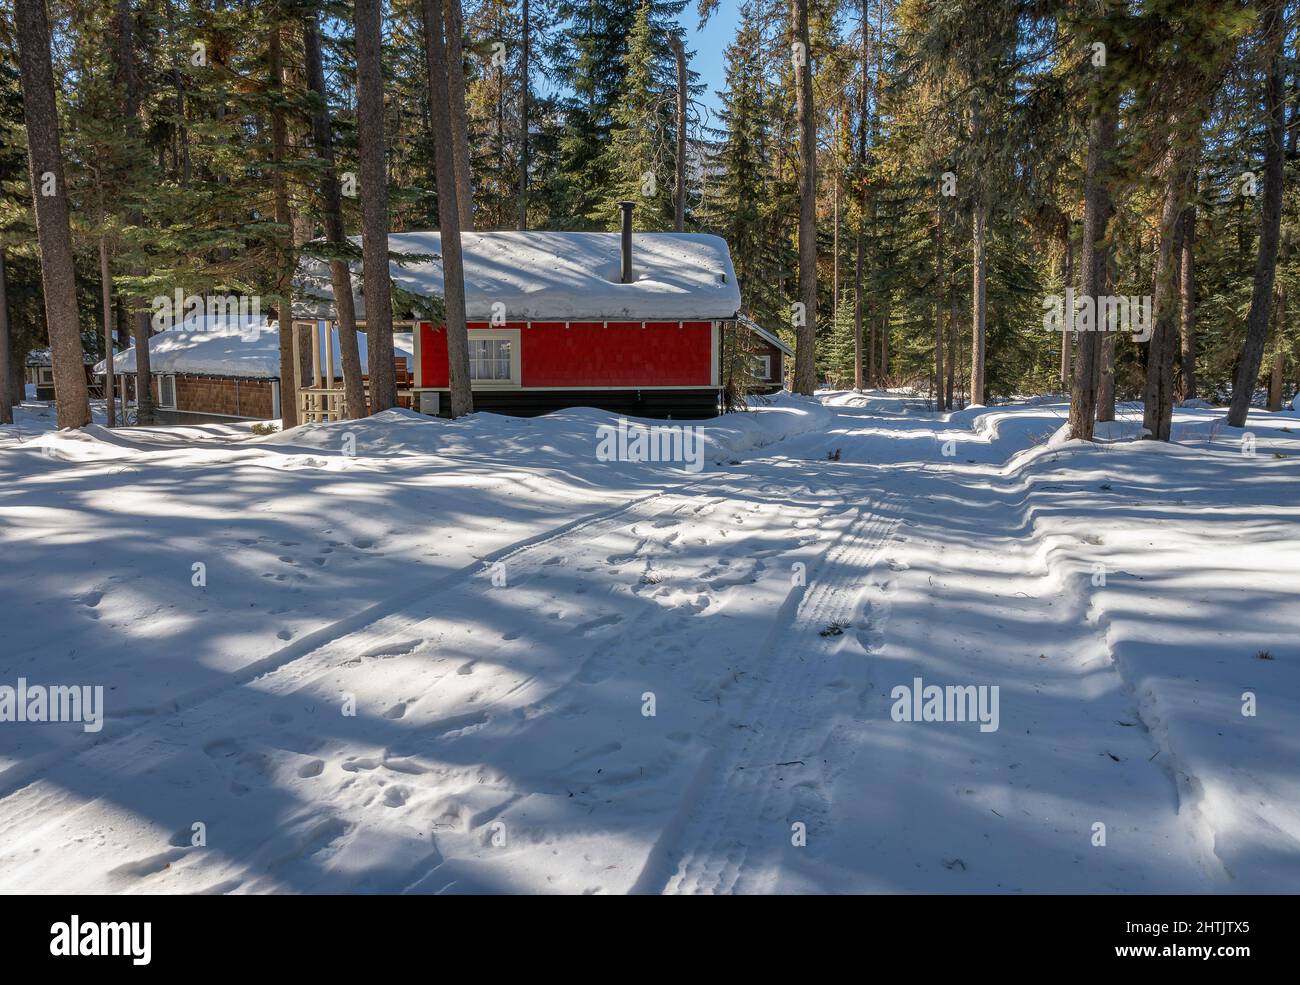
[38,367,54,385]
[158,374,177,409]
[467,328,521,389]
[752,354,772,380]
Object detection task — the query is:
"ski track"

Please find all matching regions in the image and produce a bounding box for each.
[653,494,903,895]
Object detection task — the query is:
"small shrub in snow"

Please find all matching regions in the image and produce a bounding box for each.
[251,422,279,435]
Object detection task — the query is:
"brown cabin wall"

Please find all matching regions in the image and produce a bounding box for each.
[748,341,785,391]
[159,374,275,419]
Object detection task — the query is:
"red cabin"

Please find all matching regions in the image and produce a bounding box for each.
[294,225,763,419]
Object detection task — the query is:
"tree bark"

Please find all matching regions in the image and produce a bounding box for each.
[517,0,529,230]
[304,11,367,420]
[444,0,474,231]
[17,0,91,429]
[946,271,957,409]
[1060,229,1073,388]
[791,0,817,395]
[0,251,11,424]
[99,231,115,427]
[879,298,890,381]
[1228,0,1287,428]
[670,33,687,233]
[1097,251,1117,422]
[421,0,474,418]
[852,0,873,392]
[116,0,152,425]
[1178,204,1197,400]
[269,23,298,428]
[934,209,945,410]
[1141,144,1191,442]
[1067,92,1117,441]
[1268,345,1283,411]
[969,198,987,405]
[853,1,868,392]
[354,0,397,413]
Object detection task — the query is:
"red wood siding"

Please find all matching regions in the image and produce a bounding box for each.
[418,321,714,388]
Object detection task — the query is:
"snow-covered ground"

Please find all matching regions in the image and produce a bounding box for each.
[1,392,1297,894]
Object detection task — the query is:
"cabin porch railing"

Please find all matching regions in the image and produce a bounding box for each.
[297,387,348,423]
[293,319,349,423]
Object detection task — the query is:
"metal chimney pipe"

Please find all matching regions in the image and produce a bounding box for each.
[618,201,634,283]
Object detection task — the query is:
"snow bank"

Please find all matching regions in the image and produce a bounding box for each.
[256,393,832,470]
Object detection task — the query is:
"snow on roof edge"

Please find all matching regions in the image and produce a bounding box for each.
[292,230,743,323]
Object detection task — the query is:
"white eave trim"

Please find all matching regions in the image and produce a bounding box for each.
[737,314,794,357]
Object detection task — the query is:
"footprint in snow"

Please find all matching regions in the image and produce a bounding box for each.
[297,759,325,778]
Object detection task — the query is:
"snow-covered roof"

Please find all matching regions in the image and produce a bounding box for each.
[96,322,413,379]
[738,315,794,357]
[293,230,743,323]
[26,347,94,366]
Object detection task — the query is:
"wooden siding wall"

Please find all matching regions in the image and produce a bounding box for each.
[174,375,275,419]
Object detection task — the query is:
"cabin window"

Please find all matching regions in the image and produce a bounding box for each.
[159,374,177,409]
[470,339,512,381]
[37,367,54,385]
[751,355,772,380]
[465,329,520,387]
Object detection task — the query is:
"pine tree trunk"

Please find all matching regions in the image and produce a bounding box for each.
[853,3,868,392]
[1228,0,1287,429]
[0,250,11,424]
[99,230,115,427]
[305,12,367,421]
[853,232,864,391]
[1178,204,1197,401]
[946,274,957,409]
[116,0,152,425]
[421,0,474,418]
[670,33,687,232]
[880,299,890,381]
[354,0,397,413]
[444,0,474,231]
[832,142,840,308]
[1141,145,1191,442]
[969,199,988,405]
[269,24,298,428]
[1067,93,1117,441]
[934,210,945,410]
[791,0,817,395]
[1097,251,1117,422]
[868,316,876,385]
[17,0,91,429]
[1268,346,1283,411]
[1060,230,1073,388]
[517,0,529,230]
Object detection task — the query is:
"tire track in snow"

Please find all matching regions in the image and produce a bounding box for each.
[640,493,903,895]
